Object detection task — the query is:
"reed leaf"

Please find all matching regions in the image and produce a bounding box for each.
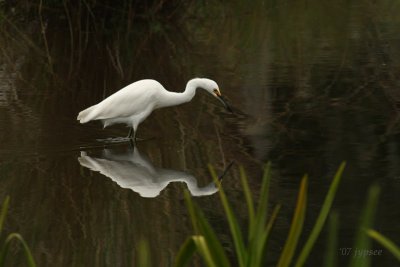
[208,165,246,267]
[181,190,230,267]
[349,185,380,267]
[324,211,339,267]
[0,233,36,267]
[247,163,274,267]
[184,190,199,234]
[239,165,255,240]
[255,162,272,232]
[137,239,150,267]
[192,204,230,267]
[191,236,217,267]
[367,229,400,261]
[295,162,346,267]
[250,162,272,242]
[277,175,308,267]
[0,196,10,238]
[174,237,197,267]
[264,204,281,243]
[250,204,281,267]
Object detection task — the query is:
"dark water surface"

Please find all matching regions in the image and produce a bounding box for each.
[1,1,400,266]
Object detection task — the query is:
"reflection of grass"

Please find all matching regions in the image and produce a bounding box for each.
[175,163,400,266]
[0,196,35,267]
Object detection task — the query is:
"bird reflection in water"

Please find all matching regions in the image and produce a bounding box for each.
[78,147,223,198]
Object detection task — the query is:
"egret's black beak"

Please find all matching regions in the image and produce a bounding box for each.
[214,90,232,112]
[218,95,233,112]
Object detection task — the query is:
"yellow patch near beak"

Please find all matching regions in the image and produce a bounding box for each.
[213,89,221,96]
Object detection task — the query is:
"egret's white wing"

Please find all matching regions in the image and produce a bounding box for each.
[92,80,163,120]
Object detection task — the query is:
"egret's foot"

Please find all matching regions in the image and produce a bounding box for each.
[96,137,130,143]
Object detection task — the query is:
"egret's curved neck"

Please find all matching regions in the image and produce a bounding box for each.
[183,78,202,101]
[160,78,202,108]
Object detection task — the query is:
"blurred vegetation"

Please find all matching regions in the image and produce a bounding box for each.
[0,196,35,267]
[2,0,400,109]
[0,0,201,97]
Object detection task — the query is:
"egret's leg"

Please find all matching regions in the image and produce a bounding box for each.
[133,130,137,142]
[128,128,134,139]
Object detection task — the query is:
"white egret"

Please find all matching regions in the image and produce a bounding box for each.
[77,78,232,140]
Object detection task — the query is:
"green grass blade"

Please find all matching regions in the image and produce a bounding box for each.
[349,185,380,267]
[0,196,10,238]
[250,162,272,266]
[192,236,217,267]
[183,190,230,267]
[248,161,276,267]
[137,239,150,267]
[367,229,400,261]
[184,190,199,234]
[0,233,36,267]
[250,162,272,241]
[295,162,346,267]
[174,237,198,267]
[249,204,281,267]
[255,162,272,229]
[239,166,255,240]
[264,204,281,242]
[277,175,308,267]
[208,165,247,267]
[324,211,339,267]
[193,204,230,267]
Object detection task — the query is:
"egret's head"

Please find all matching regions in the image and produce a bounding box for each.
[199,78,232,112]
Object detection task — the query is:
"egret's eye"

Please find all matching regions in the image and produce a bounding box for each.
[213,89,221,96]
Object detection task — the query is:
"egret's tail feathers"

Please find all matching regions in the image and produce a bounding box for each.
[77,105,98,123]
